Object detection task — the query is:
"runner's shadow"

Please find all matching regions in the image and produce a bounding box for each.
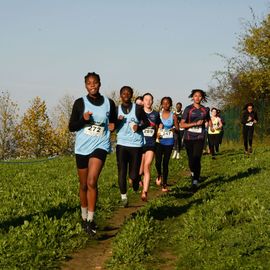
[148,198,203,221]
[199,167,261,190]
[0,203,78,232]
[98,233,117,241]
[102,225,119,231]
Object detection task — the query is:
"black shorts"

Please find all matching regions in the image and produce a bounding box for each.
[142,145,156,153]
[75,149,108,169]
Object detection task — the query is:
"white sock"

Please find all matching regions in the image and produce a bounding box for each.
[121,193,127,200]
[81,207,87,221]
[87,211,94,222]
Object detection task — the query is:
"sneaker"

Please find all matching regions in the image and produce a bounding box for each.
[81,219,87,232]
[176,152,180,159]
[161,186,169,192]
[122,198,128,208]
[172,150,177,159]
[86,220,97,236]
[191,180,198,192]
[132,179,139,192]
[249,147,253,153]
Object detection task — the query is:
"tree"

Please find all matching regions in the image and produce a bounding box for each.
[51,94,75,155]
[208,11,270,108]
[15,97,55,158]
[0,91,19,159]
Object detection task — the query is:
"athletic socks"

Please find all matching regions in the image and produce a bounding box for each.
[87,211,94,222]
[121,193,127,200]
[81,207,88,221]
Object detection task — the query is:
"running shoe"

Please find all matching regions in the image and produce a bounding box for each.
[81,219,87,232]
[161,186,169,192]
[191,180,198,192]
[86,220,97,236]
[122,198,128,208]
[132,179,139,192]
[176,152,180,159]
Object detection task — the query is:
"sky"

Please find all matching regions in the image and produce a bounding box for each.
[0,0,269,114]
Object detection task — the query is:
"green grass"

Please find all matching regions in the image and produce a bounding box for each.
[0,155,121,269]
[1,145,270,269]
[107,145,270,270]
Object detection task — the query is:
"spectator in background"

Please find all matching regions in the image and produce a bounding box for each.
[241,103,258,154]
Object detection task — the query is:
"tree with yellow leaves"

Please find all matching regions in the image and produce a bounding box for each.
[15,96,55,158]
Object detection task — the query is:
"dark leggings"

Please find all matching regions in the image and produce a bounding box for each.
[184,139,204,181]
[243,126,254,151]
[208,134,220,156]
[173,130,184,152]
[116,145,142,194]
[155,143,173,187]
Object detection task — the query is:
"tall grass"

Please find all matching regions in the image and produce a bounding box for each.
[107,145,270,269]
[0,155,120,269]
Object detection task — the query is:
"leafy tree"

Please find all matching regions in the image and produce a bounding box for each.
[51,94,75,155]
[15,97,55,158]
[0,91,19,159]
[209,11,270,108]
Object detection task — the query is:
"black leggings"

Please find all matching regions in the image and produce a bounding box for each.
[155,143,173,187]
[208,134,220,156]
[116,145,142,194]
[184,139,204,181]
[173,130,184,152]
[243,126,254,151]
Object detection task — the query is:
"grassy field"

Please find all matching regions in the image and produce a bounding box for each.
[1,144,270,269]
[0,155,121,269]
[107,145,270,269]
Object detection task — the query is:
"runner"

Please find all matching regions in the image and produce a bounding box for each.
[180,89,213,191]
[217,109,225,147]
[241,103,258,154]
[172,102,184,159]
[139,93,161,201]
[69,72,116,236]
[116,86,150,207]
[155,97,179,192]
[208,107,223,159]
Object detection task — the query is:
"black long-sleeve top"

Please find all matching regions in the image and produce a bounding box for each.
[241,110,258,125]
[116,103,150,131]
[69,94,117,132]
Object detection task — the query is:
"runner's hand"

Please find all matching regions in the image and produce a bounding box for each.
[83,111,92,121]
[108,123,115,131]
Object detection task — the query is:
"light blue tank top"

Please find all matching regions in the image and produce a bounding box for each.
[159,112,174,146]
[117,103,143,147]
[75,95,111,155]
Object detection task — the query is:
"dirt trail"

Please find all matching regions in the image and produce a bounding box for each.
[61,189,162,270]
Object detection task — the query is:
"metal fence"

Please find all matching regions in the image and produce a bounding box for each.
[222,99,270,142]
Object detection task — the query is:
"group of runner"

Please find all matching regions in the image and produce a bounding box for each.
[69,72,257,236]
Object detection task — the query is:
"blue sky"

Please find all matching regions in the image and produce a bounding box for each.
[0,0,269,113]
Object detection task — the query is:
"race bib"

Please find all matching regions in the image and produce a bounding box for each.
[143,128,155,137]
[246,122,254,126]
[84,125,105,136]
[188,126,202,134]
[160,129,173,139]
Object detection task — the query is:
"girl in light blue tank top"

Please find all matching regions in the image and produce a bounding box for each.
[75,95,111,155]
[69,72,116,235]
[155,97,178,192]
[116,86,149,207]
